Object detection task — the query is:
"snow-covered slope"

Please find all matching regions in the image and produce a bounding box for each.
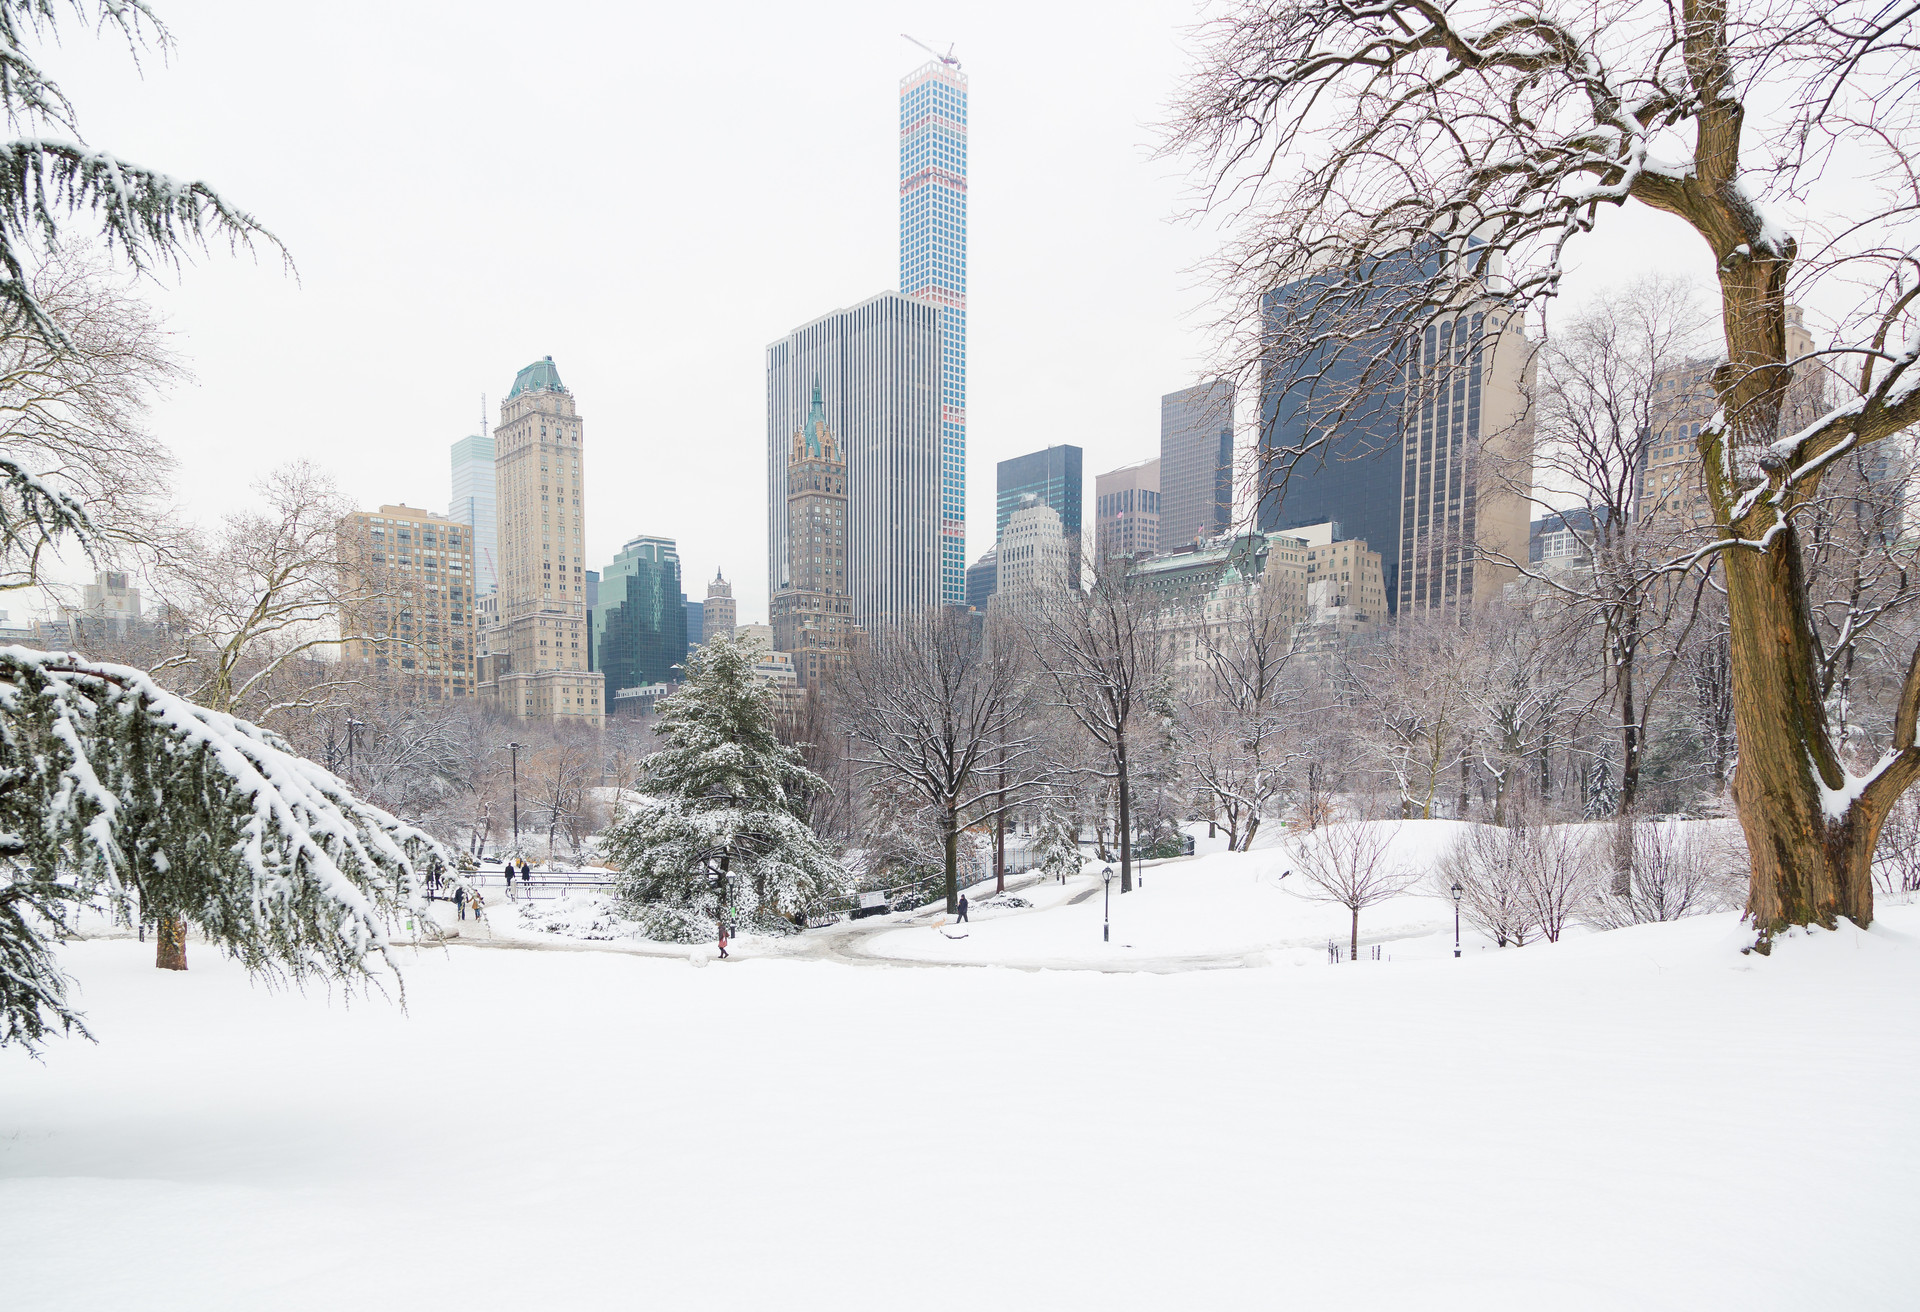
[4,903,1918,1310]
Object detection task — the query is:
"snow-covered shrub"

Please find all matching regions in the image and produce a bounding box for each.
[1439,822,1601,946]
[634,903,717,945]
[516,893,638,942]
[1583,820,1744,928]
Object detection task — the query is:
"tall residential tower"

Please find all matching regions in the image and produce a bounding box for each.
[478,356,605,723]
[772,382,856,689]
[899,55,968,606]
[1160,382,1235,552]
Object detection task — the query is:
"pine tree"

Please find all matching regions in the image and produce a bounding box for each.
[0,650,446,1051]
[603,636,848,934]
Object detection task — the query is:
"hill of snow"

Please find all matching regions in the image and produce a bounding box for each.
[4,895,1918,1310]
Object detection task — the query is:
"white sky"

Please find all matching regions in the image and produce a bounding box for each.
[37,0,1728,622]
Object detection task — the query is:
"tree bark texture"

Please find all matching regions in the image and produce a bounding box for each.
[155,914,187,971]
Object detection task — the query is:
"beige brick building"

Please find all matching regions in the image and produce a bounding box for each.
[339,504,477,698]
[477,356,605,724]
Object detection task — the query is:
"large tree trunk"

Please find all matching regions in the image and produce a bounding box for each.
[1617,611,1642,813]
[1116,736,1134,894]
[155,914,187,971]
[1349,906,1359,964]
[1725,532,1881,937]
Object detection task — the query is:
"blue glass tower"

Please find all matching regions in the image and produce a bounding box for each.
[899,56,968,606]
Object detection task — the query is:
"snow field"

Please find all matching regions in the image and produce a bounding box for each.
[5,906,1919,1310]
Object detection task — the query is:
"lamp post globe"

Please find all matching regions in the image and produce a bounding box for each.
[1450,880,1463,958]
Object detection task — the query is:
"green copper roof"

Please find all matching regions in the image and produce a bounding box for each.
[507,355,566,399]
[800,378,830,457]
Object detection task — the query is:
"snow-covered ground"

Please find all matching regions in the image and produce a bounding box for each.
[861,821,1477,968]
[5,896,1918,1310]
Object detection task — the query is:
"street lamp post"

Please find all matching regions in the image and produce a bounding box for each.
[1451,880,1463,958]
[844,729,856,840]
[507,741,523,846]
[1102,864,1114,944]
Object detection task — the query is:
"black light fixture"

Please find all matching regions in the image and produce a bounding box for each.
[1102,864,1114,943]
[1450,880,1463,959]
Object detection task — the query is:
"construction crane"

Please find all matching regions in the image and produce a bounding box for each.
[901,33,960,68]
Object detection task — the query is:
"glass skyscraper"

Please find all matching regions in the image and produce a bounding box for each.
[591,535,688,691]
[448,433,498,596]
[899,56,968,606]
[996,444,1083,587]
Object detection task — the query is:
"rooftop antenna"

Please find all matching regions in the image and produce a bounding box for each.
[480,392,486,438]
[901,33,960,68]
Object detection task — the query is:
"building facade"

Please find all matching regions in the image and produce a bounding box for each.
[1258,257,1533,613]
[767,296,941,628]
[772,384,857,690]
[899,55,968,606]
[1160,383,1235,553]
[340,504,477,698]
[990,497,1072,619]
[1095,458,1160,565]
[996,444,1082,587]
[965,544,997,611]
[685,599,704,653]
[592,535,688,695]
[703,571,736,641]
[477,356,604,724]
[448,434,499,597]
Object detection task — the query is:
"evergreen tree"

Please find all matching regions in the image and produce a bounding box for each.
[603,636,848,933]
[0,651,445,1050]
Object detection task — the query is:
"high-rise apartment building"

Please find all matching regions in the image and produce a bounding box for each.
[772,384,857,689]
[1095,459,1161,563]
[1258,255,1533,613]
[767,296,941,628]
[996,444,1082,586]
[478,356,604,724]
[339,504,477,699]
[592,536,687,693]
[1160,383,1235,553]
[900,55,968,605]
[685,600,704,653]
[448,434,499,596]
[703,571,736,641]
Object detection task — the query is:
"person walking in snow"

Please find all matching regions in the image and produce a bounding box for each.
[454,886,466,920]
[957,894,969,923]
[717,920,730,960]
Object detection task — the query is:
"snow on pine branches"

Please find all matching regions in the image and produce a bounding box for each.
[0,646,449,1051]
[602,635,848,934]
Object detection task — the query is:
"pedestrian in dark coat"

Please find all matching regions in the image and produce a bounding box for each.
[957,894,970,923]
[455,887,467,921]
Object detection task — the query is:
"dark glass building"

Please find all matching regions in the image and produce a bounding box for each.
[1159,382,1234,552]
[995,444,1082,586]
[590,536,688,691]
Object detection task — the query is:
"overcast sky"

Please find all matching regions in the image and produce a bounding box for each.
[38,0,1723,622]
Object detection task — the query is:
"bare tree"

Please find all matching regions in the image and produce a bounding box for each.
[835,609,1048,914]
[1172,0,1920,944]
[1293,821,1417,961]
[1585,820,1745,927]
[1438,824,1537,947]
[1026,566,1166,892]
[157,461,364,723]
[1182,578,1301,849]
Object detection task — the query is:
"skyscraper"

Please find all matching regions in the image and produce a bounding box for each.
[591,535,687,692]
[448,434,498,596]
[767,295,941,628]
[478,356,605,723]
[996,444,1082,586]
[991,496,1071,619]
[899,54,967,606]
[704,570,735,640]
[1256,257,1532,613]
[1095,459,1160,563]
[1159,383,1235,553]
[772,383,856,689]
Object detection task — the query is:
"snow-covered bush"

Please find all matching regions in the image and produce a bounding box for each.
[1438,822,1602,946]
[1584,821,1744,928]
[0,649,448,1050]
